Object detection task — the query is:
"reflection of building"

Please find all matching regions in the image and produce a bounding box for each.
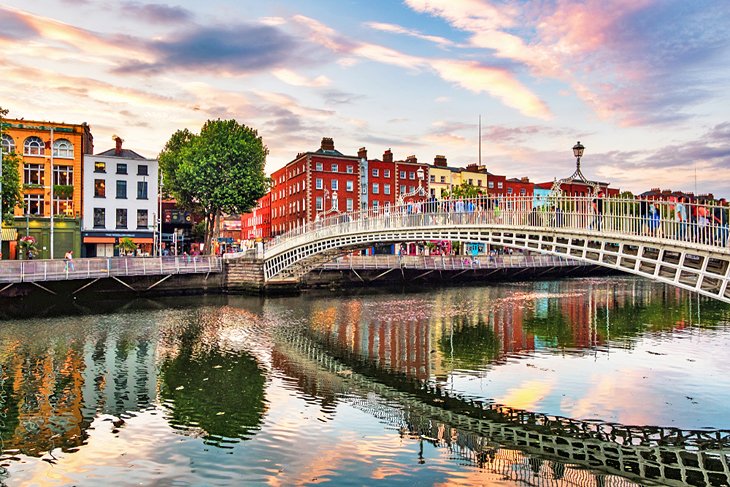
[82,137,158,256]
[2,117,94,259]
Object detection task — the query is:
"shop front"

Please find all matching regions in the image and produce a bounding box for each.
[82,231,154,257]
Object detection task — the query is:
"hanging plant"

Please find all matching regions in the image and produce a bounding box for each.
[53,185,74,199]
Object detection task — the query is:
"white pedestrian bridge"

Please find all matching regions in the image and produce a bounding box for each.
[264,195,730,303]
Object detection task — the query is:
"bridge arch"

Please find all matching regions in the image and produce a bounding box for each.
[264,196,730,303]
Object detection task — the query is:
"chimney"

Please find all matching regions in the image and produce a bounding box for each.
[358,147,367,159]
[433,155,447,167]
[383,149,393,163]
[114,136,123,156]
[466,163,478,171]
[405,155,417,164]
[320,137,335,151]
[521,177,530,183]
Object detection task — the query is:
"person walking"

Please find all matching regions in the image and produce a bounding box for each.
[590,191,604,231]
[64,250,75,271]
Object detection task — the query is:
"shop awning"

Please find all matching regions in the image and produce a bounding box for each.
[83,236,115,244]
[1,228,18,240]
[131,238,154,244]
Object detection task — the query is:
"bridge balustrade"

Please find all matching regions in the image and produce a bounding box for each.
[0,255,222,284]
[268,195,730,257]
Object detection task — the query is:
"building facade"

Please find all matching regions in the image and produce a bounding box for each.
[1,118,93,259]
[240,192,271,241]
[82,137,158,257]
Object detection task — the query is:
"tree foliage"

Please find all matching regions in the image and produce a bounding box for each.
[158,120,268,251]
[2,152,23,222]
[443,182,484,199]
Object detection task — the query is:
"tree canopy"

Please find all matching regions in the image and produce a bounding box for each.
[158,119,268,251]
[443,182,484,199]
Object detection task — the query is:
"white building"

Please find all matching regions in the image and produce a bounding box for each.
[82,137,159,257]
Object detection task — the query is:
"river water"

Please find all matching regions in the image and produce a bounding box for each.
[1,277,729,486]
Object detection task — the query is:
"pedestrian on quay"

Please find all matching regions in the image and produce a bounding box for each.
[64,250,75,271]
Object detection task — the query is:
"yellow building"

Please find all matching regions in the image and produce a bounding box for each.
[459,163,489,193]
[428,155,462,199]
[1,118,93,258]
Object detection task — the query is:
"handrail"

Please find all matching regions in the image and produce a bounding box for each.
[0,256,223,284]
[265,194,730,259]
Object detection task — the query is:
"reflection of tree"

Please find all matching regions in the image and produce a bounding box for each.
[523,306,577,348]
[438,316,501,367]
[159,346,266,446]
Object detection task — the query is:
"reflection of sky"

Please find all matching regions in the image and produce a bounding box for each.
[450,326,730,429]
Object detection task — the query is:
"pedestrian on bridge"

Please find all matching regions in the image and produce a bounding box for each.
[64,250,75,271]
[590,191,604,231]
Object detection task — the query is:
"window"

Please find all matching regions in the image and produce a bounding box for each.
[409,186,415,193]
[400,185,406,194]
[24,136,44,156]
[24,194,44,215]
[23,164,44,185]
[94,179,106,198]
[346,165,354,174]
[468,179,473,185]
[346,198,354,211]
[372,169,379,177]
[507,187,513,194]
[488,181,494,189]
[95,161,106,173]
[399,171,406,179]
[53,197,72,216]
[477,180,482,186]
[362,186,367,195]
[53,139,74,158]
[346,180,354,192]
[315,178,323,189]
[520,188,526,195]
[384,184,391,195]
[440,176,446,183]
[137,181,148,199]
[497,182,503,189]
[116,208,127,229]
[372,200,379,210]
[116,163,127,174]
[316,196,323,211]
[409,172,415,180]
[372,183,379,194]
[116,180,127,199]
[137,209,148,229]
[332,197,338,211]
[316,162,323,171]
[93,208,105,228]
[430,188,436,197]
[1,134,15,154]
[331,179,338,190]
[53,165,73,185]
[331,163,338,172]
[384,169,391,178]
[430,175,435,182]
[137,164,148,176]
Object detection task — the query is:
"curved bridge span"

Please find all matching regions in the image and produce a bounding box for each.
[264,195,730,302]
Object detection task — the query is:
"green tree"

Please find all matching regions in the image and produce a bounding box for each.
[116,237,137,255]
[1,152,23,223]
[444,182,484,199]
[159,120,268,253]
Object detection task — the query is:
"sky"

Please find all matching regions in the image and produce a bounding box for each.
[1,0,729,196]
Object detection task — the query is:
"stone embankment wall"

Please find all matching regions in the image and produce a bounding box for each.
[224,257,266,293]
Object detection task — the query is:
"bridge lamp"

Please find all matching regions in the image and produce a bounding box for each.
[416,167,425,196]
[573,141,584,168]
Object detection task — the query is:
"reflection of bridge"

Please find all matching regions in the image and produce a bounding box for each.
[263,195,730,303]
[272,324,730,487]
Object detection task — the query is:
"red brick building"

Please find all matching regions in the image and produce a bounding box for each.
[240,192,271,240]
[505,177,534,197]
[270,138,360,236]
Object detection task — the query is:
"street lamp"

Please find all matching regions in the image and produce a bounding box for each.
[572,141,585,170]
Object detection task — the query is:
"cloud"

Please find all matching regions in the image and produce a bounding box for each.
[321,89,365,105]
[120,2,193,24]
[115,24,296,74]
[364,21,455,47]
[0,7,39,40]
[272,69,330,87]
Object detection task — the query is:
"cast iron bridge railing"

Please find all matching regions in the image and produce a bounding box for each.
[0,256,222,293]
[263,195,730,302]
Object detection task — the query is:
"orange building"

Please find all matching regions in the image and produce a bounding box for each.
[1,118,93,258]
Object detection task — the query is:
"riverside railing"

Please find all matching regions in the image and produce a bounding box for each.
[0,255,222,284]
[266,194,730,257]
[319,254,583,271]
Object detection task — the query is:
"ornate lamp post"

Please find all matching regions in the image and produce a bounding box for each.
[550,141,600,196]
[573,141,584,170]
[397,167,427,206]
